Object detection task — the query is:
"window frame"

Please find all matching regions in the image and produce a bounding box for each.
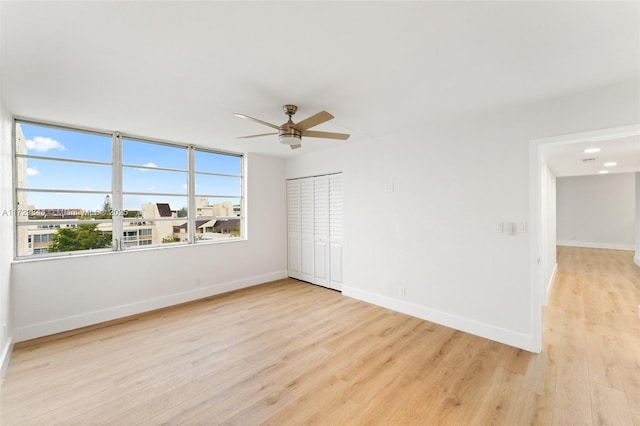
[13,118,246,259]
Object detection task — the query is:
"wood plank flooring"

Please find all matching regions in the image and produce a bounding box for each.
[1,246,638,425]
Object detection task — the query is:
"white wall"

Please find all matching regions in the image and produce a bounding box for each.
[557,173,635,250]
[0,99,14,379]
[11,152,287,342]
[0,0,16,377]
[286,79,639,351]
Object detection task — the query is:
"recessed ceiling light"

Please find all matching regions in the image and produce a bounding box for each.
[598,170,609,174]
[584,148,601,153]
[603,162,617,167]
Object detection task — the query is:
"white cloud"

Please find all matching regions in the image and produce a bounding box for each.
[26,136,66,152]
[137,162,158,172]
[148,186,156,190]
[26,167,39,176]
[181,183,188,190]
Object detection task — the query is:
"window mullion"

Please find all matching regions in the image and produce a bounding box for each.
[187,146,196,244]
[241,155,246,238]
[112,132,123,251]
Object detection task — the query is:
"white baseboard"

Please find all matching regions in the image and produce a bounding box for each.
[342,286,534,352]
[0,336,13,384]
[557,241,635,251]
[545,263,558,306]
[13,270,288,343]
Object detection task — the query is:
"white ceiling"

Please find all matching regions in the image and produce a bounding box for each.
[1,1,638,158]
[543,134,640,177]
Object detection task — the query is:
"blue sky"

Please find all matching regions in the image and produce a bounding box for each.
[18,123,242,212]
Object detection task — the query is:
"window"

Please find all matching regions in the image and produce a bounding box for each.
[15,122,113,257]
[13,120,244,258]
[33,234,53,243]
[193,150,243,240]
[122,138,188,246]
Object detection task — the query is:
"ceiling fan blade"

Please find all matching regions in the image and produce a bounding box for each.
[236,132,278,139]
[233,113,280,130]
[290,144,302,150]
[301,130,350,140]
[295,111,334,131]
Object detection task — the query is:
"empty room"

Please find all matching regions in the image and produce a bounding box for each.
[0,1,638,425]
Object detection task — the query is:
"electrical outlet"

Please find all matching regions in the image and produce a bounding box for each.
[2,323,7,338]
[400,287,407,297]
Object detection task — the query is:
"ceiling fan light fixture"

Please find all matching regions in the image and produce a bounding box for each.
[280,135,301,145]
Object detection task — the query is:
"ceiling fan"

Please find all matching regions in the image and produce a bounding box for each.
[234,104,350,150]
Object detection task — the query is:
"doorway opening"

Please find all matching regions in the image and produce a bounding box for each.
[529,123,640,353]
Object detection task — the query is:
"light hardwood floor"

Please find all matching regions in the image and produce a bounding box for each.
[1,246,638,425]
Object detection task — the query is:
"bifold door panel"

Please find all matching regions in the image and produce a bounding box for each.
[287,173,342,291]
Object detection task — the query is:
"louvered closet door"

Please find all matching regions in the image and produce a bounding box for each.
[329,173,343,290]
[313,175,330,287]
[299,177,315,283]
[287,173,343,290]
[286,179,302,280]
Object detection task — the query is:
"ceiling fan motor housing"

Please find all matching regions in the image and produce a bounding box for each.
[280,105,301,144]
